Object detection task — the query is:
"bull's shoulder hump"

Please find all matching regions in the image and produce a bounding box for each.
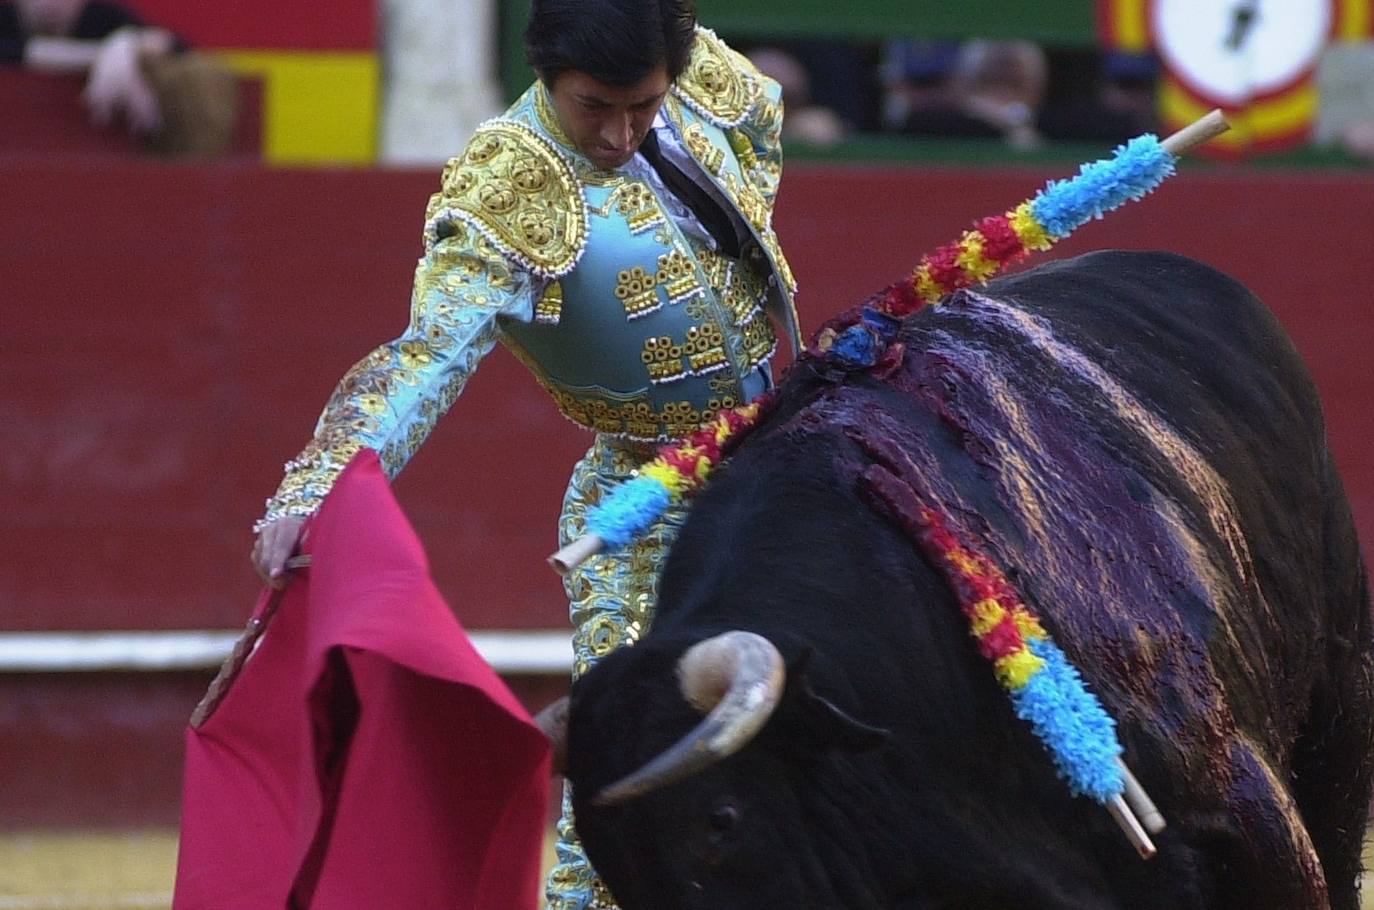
[982,250,1269,338]
[987,250,1244,299]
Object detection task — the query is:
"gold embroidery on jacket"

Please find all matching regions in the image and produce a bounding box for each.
[533,83,573,148]
[683,123,725,175]
[615,266,660,320]
[672,28,760,128]
[682,322,728,375]
[655,249,703,304]
[641,336,687,384]
[614,182,667,235]
[536,281,564,325]
[639,318,728,385]
[727,128,758,170]
[424,120,585,278]
[542,386,740,440]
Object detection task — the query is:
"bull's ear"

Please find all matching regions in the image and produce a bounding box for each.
[801,690,891,753]
[785,650,891,753]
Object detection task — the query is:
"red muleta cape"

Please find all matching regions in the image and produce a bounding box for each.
[174,451,551,909]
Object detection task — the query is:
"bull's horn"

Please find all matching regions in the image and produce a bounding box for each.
[533,695,569,776]
[594,631,785,805]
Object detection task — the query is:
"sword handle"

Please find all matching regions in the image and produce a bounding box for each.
[189,555,311,728]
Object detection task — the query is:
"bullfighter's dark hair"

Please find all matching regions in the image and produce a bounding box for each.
[525,0,697,89]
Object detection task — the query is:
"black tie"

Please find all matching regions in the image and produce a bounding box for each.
[638,129,742,259]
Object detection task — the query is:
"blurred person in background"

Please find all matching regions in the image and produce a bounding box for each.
[896,38,1048,151]
[1336,120,1374,159]
[0,0,177,134]
[880,38,959,131]
[249,0,799,906]
[1037,49,1161,145]
[1316,41,1374,162]
[1097,51,1160,135]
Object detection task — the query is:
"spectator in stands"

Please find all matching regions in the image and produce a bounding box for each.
[747,46,847,146]
[1336,121,1374,159]
[1316,42,1374,163]
[1037,50,1161,145]
[0,0,176,134]
[896,39,1048,150]
[880,38,959,131]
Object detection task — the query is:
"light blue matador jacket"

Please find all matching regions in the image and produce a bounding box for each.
[260,27,796,910]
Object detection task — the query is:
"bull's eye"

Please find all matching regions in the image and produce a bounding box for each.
[709,804,740,832]
[691,801,742,867]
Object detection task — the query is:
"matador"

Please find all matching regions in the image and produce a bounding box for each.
[251,3,798,907]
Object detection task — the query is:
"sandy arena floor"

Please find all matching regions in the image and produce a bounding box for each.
[0,829,1369,909]
[0,829,559,910]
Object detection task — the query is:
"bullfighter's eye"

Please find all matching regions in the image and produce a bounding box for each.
[709,804,740,832]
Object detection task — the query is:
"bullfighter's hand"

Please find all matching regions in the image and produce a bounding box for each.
[252,516,307,590]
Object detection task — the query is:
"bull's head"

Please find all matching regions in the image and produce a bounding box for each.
[548,631,891,909]
[594,630,787,802]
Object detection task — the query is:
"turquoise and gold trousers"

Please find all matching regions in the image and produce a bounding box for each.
[544,435,689,910]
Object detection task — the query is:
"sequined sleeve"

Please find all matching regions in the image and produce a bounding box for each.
[726,51,785,207]
[257,223,536,528]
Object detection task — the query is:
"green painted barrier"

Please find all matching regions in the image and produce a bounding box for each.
[499,0,1096,104]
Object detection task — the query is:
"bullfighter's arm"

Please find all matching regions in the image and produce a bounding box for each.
[257,222,537,528]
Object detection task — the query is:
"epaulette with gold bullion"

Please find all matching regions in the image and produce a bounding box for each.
[671,27,764,129]
[423,119,588,278]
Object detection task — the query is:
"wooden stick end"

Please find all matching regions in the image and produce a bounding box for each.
[1107,794,1158,860]
[1160,109,1231,157]
[549,535,605,576]
[1118,759,1167,835]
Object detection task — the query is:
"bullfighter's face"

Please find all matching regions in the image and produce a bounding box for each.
[545,66,670,171]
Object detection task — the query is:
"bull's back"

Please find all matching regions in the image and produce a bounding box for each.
[909,252,1334,727]
[981,250,1325,477]
[901,251,1364,906]
[981,250,1341,687]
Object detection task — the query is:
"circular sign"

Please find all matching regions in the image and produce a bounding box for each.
[1151,0,1333,103]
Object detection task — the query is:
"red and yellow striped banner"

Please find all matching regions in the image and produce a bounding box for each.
[125,1,379,164]
[1098,0,1372,156]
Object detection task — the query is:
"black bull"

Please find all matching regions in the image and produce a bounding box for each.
[563,251,1374,909]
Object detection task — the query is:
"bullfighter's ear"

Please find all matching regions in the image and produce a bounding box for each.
[785,649,890,753]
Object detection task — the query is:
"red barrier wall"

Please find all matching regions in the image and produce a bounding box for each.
[0,71,263,158]
[2,160,1371,825]
[4,161,1372,634]
[119,0,376,49]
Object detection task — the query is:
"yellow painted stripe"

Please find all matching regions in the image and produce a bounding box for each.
[1241,84,1319,136]
[1337,0,1371,41]
[1112,0,1151,52]
[216,50,379,164]
[1160,79,1248,149]
[1160,77,1316,148]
